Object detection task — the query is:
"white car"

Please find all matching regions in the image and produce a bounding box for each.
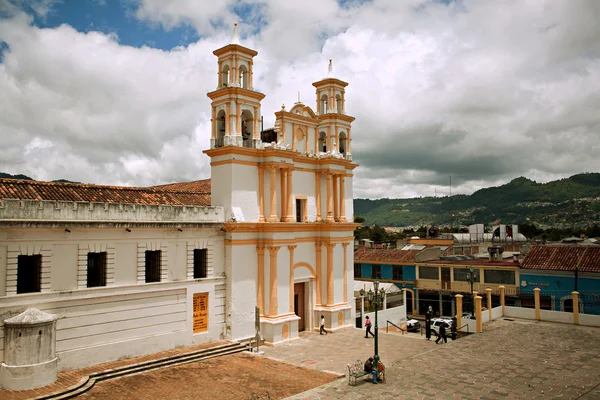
[430,318,453,336]
[406,319,421,332]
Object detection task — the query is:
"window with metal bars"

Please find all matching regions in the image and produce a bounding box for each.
[145,250,161,283]
[17,254,41,294]
[194,249,208,279]
[87,252,107,287]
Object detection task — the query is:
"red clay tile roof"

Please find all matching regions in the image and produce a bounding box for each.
[150,179,211,194]
[354,248,419,263]
[521,244,600,273]
[0,179,211,207]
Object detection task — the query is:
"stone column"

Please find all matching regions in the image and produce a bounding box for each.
[225,102,231,138]
[456,294,463,331]
[475,296,483,333]
[339,175,347,222]
[326,173,334,222]
[249,60,254,88]
[292,123,297,151]
[289,245,297,313]
[315,172,322,221]
[325,243,336,306]
[499,285,505,316]
[258,166,265,222]
[333,175,339,221]
[315,242,323,305]
[486,288,492,322]
[257,246,265,314]
[268,246,280,316]
[342,242,349,303]
[285,168,294,222]
[572,291,579,325]
[534,287,541,321]
[268,166,278,222]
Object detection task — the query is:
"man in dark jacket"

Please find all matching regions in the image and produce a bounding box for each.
[435,322,448,344]
[364,357,377,384]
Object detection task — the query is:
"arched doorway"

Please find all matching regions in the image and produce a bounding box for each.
[293,262,316,332]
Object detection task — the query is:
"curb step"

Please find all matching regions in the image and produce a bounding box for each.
[34,342,246,400]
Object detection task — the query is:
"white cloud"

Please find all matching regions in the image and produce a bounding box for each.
[1,0,600,200]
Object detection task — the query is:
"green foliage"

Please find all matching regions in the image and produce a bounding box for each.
[354,173,600,229]
[0,172,33,180]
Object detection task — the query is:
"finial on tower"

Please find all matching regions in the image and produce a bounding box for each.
[328,59,333,77]
[231,22,240,45]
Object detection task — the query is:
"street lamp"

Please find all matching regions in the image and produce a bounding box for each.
[367,280,386,376]
[466,265,479,318]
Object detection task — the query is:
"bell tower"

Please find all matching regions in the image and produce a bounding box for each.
[208,23,266,149]
[312,60,353,160]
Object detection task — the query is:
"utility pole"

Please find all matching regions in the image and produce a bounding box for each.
[449,176,453,230]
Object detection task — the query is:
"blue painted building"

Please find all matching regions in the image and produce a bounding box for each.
[520,244,600,315]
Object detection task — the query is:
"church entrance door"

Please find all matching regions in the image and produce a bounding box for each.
[294,283,305,331]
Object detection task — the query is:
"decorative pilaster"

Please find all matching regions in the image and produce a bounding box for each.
[315,172,322,221]
[288,245,297,313]
[326,172,334,222]
[339,174,347,222]
[258,166,265,222]
[325,242,336,306]
[257,246,265,314]
[268,246,280,316]
[280,168,287,221]
[268,166,278,222]
[342,242,349,303]
[315,242,322,305]
[285,168,294,222]
[253,105,259,139]
[333,175,339,222]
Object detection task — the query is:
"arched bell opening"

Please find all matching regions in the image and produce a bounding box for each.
[336,94,342,113]
[221,65,230,88]
[339,131,347,157]
[320,94,328,114]
[216,110,226,147]
[318,131,327,153]
[239,65,249,89]
[241,109,254,148]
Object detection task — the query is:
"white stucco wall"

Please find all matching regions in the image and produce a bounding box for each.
[225,242,258,341]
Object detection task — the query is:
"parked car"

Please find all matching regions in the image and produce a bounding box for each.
[430,318,453,336]
[406,319,420,332]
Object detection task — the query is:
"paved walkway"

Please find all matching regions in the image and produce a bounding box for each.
[1,318,599,399]
[263,319,600,400]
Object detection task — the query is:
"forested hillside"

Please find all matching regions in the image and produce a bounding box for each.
[354,173,600,229]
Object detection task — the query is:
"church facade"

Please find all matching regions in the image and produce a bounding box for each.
[0,29,358,379]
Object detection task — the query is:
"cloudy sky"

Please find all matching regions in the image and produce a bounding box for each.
[1,0,599,199]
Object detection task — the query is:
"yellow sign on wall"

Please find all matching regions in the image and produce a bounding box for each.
[193,292,209,333]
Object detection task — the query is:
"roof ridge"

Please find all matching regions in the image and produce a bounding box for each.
[0,178,210,194]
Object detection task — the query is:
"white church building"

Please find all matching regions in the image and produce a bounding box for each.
[0,27,359,383]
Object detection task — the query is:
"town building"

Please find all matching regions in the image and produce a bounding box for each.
[0,25,359,385]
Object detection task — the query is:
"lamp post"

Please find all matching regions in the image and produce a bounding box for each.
[367,280,386,376]
[466,265,478,318]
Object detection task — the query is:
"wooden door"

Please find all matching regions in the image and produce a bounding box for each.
[294,283,305,331]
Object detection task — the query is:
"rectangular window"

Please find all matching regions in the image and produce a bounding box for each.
[453,268,470,282]
[392,266,403,281]
[296,199,305,222]
[87,252,107,287]
[17,254,42,294]
[194,249,208,279]
[372,265,381,279]
[484,269,516,285]
[145,250,161,283]
[419,266,439,280]
[354,263,362,278]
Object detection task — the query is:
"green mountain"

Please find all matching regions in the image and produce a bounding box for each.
[354,173,600,229]
[0,172,34,180]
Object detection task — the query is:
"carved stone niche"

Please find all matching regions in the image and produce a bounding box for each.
[0,308,59,390]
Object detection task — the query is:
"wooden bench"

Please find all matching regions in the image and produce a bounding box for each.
[347,360,370,386]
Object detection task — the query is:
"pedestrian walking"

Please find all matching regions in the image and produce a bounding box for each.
[320,315,328,335]
[436,322,448,344]
[364,316,374,338]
